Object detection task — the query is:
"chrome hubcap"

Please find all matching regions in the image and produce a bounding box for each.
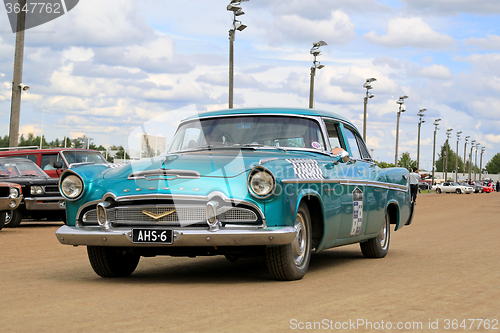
[379,217,388,248]
[292,213,306,266]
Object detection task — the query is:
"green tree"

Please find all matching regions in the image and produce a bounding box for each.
[375,161,395,168]
[435,141,467,173]
[397,152,417,172]
[114,146,130,160]
[485,153,500,174]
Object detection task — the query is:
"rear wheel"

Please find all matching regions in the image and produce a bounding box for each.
[265,203,312,281]
[4,209,22,227]
[87,246,140,277]
[437,188,441,194]
[360,211,390,258]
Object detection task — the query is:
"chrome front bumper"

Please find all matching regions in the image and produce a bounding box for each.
[55,225,297,247]
[24,197,65,210]
[0,196,22,211]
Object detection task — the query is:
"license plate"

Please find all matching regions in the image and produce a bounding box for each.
[132,229,173,244]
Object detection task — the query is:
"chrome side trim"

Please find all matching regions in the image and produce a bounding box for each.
[55,225,297,247]
[127,169,200,181]
[281,178,408,192]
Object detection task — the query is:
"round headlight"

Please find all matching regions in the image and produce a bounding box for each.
[248,167,276,199]
[61,175,83,199]
[9,187,20,198]
[30,186,43,195]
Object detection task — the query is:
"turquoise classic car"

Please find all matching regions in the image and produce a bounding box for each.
[56,108,413,281]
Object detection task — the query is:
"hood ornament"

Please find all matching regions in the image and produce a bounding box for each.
[142,209,176,220]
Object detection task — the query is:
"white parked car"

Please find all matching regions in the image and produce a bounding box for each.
[436,182,473,194]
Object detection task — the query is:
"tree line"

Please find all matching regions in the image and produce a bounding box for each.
[0,133,130,162]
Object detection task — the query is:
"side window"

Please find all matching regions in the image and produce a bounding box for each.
[343,127,362,160]
[356,136,372,160]
[11,154,37,163]
[324,121,343,151]
[40,154,60,170]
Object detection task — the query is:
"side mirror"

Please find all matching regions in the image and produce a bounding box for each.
[336,150,350,163]
[53,161,63,169]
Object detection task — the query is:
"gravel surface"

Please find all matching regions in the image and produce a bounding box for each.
[1,192,499,332]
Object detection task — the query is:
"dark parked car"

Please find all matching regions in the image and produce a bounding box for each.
[0,182,22,230]
[0,157,65,227]
[418,181,430,191]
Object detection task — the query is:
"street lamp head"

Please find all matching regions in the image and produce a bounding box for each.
[227,4,242,11]
[19,83,30,91]
[313,41,327,47]
[363,83,373,89]
[421,119,425,123]
[317,64,325,69]
[419,108,427,113]
[365,77,377,83]
[457,131,462,136]
[310,50,321,56]
[235,9,245,16]
[235,22,247,31]
[368,94,374,98]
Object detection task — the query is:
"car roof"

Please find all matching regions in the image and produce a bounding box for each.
[0,148,100,155]
[182,107,355,126]
[0,157,38,163]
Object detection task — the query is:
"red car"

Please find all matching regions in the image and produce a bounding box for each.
[0,148,107,178]
[483,183,495,193]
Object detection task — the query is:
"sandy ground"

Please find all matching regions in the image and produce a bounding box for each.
[1,192,499,333]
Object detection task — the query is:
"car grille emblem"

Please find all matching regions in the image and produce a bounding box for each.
[142,209,176,220]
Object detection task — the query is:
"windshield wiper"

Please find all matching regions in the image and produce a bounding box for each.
[238,144,287,152]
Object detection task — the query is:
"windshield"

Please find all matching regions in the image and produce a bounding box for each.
[63,151,107,165]
[169,116,326,152]
[0,160,48,178]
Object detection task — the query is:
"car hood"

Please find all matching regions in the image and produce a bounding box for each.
[102,149,322,180]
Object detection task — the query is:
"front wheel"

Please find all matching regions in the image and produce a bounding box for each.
[4,209,22,227]
[456,189,461,194]
[87,246,140,277]
[360,211,390,258]
[0,211,5,231]
[265,203,312,281]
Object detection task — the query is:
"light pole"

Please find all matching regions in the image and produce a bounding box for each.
[8,0,27,147]
[474,143,480,181]
[463,136,469,179]
[455,131,462,182]
[444,128,452,181]
[227,0,249,109]
[362,78,376,141]
[309,41,327,108]
[417,108,426,170]
[395,95,408,166]
[469,140,476,181]
[431,118,441,186]
[479,147,485,181]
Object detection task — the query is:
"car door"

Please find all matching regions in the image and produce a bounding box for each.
[334,123,370,241]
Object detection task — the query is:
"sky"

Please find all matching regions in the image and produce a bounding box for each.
[1,0,500,169]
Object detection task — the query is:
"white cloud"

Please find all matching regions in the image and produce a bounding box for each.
[363,17,455,49]
[62,47,95,62]
[273,11,355,45]
[410,64,453,80]
[402,0,500,15]
[464,35,500,50]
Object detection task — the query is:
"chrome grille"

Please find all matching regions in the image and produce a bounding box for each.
[82,205,259,224]
[115,206,206,223]
[219,208,257,222]
[44,185,60,194]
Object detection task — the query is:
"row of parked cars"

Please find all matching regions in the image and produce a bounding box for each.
[0,148,109,229]
[422,181,497,194]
